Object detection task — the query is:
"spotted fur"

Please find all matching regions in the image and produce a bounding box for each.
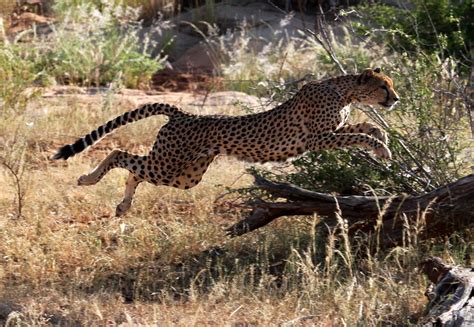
[52,68,399,216]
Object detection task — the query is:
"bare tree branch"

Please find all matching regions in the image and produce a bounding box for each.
[226,173,474,249]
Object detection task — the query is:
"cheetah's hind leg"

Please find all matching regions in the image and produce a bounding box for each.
[115,155,216,216]
[116,173,142,216]
[77,149,147,186]
[76,149,150,215]
[77,149,122,186]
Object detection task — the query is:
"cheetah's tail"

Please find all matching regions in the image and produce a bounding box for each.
[51,103,182,160]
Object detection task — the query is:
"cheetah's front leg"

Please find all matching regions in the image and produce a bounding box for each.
[336,122,388,144]
[308,132,392,159]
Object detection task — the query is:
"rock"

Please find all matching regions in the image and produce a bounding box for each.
[172,43,217,73]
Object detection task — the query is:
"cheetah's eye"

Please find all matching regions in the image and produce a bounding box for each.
[381,85,388,91]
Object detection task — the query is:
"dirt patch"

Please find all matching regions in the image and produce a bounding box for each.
[39,86,268,114]
[6,12,53,35]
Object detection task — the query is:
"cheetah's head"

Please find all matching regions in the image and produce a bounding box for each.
[355,68,399,108]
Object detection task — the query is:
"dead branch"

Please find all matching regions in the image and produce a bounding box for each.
[226,173,474,248]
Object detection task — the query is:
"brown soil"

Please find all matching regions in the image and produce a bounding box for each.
[7,12,53,35]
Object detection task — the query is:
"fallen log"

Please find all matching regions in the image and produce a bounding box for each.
[419,257,474,326]
[226,174,474,248]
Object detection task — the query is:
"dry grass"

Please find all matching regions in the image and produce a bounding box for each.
[0,87,470,326]
[0,1,471,324]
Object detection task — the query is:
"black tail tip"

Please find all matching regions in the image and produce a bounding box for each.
[51,144,74,160]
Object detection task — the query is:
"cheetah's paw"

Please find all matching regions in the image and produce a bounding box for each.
[116,201,131,217]
[374,145,392,160]
[77,174,97,186]
[370,127,388,144]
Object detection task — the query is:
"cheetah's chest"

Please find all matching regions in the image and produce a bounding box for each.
[336,106,351,129]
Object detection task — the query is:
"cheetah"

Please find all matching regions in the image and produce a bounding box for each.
[52,68,399,216]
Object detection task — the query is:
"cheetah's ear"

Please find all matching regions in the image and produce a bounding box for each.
[357,68,375,85]
[373,67,381,73]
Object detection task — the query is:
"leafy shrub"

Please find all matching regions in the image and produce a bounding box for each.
[351,1,471,70]
[0,43,39,114]
[5,0,166,88]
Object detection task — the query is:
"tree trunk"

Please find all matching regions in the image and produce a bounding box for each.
[226,174,474,248]
[419,257,474,326]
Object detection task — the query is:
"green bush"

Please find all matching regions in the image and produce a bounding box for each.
[352,0,471,70]
[0,43,40,114]
[3,0,165,88]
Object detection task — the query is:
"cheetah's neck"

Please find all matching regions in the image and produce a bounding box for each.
[323,74,360,105]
